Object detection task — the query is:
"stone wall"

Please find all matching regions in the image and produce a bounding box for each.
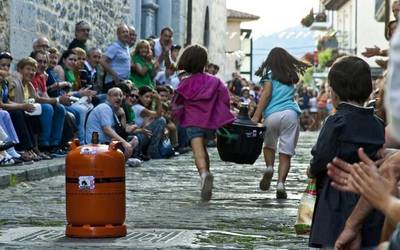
[7,0,135,60]
[0,0,10,51]
[191,0,227,80]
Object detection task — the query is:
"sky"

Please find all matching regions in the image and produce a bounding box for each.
[226,0,320,38]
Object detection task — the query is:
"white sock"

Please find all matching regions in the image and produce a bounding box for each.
[6,147,20,158]
[201,171,210,179]
[3,151,13,159]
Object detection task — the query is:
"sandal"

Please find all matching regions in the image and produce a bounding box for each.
[39,152,52,160]
[29,150,42,162]
[19,151,34,164]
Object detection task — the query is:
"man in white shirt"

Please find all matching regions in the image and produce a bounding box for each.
[154,27,174,70]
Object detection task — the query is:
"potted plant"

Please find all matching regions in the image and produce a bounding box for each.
[301,9,314,27]
[315,11,327,22]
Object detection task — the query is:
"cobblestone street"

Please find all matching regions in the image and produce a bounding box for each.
[0,132,318,249]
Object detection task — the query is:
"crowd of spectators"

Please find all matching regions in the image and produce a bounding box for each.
[0,22,227,166]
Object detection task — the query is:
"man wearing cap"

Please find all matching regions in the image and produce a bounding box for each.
[68,21,91,51]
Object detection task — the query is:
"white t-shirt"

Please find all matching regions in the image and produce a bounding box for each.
[154,70,180,89]
[386,24,400,143]
[132,104,145,128]
[309,97,317,113]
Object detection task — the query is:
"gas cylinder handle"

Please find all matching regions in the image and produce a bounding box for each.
[69,139,80,150]
[109,141,122,151]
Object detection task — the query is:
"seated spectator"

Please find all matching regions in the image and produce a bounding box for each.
[32,37,50,53]
[154,64,180,89]
[100,24,131,93]
[56,49,96,143]
[156,86,178,151]
[30,51,70,157]
[8,57,49,161]
[240,87,251,104]
[169,44,181,65]
[129,40,158,89]
[68,20,90,51]
[46,47,71,98]
[133,86,166,159]
[127,26,137,48]
[206,63,220,75]
[154,27,174,70]
[85,87,137,159]
[84,48,103,92]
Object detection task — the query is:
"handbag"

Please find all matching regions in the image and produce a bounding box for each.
[294,178,316,235]
[112,112,128,140]
[158,136,174,158]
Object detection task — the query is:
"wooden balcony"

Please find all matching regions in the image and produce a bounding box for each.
[322,0,350,10]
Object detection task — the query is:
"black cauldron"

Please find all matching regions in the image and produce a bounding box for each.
[217,103,265,164]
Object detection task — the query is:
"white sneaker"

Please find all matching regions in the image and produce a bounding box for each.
[200,172,214,201]
[6,147,21,158]
[126,158,142,168]
[276,182,287,199]
[259,167,274,191]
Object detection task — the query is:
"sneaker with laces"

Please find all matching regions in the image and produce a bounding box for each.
[200,172,214,201]
[50,148,67,158]
[259,167,274,191]
[276,182,287,199]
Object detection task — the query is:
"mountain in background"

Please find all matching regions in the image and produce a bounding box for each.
[251,25,318,81]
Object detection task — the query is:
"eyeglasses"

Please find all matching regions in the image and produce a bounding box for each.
[130,94,139,98]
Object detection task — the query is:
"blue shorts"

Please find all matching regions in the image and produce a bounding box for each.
[186,127,216,141]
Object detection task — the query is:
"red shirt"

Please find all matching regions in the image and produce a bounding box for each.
[31,73,47,96]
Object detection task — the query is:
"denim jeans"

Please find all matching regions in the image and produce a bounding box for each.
[177,124,188,148]
[0,110,19,143]
[136,117,166,159]
[66,103,90,144]
[39,103,66,146]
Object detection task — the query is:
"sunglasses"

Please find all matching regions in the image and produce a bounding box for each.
[0,51,13,60]
[130,94,139,98]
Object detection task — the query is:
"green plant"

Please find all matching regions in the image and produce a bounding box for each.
[301,9,314,27]
[318,49,333,68]
[301,67,314,86]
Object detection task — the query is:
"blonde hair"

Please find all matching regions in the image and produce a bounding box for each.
[72,47,86,57]
[134,40,151,56]
[17,57,37,71]
[48,47,59,55]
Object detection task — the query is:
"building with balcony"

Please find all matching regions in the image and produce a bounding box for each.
[319,0,389,73]
[225,9,259,81]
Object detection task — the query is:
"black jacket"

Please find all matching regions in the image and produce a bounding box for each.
[309,102,385,247]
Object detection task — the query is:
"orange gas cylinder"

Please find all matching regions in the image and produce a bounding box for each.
[65,135,126,238]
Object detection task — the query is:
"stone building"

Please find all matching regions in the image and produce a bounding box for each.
[0,0,227,78]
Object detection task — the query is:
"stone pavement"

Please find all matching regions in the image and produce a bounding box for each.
[0,157,64,189]
[0,132,318,249]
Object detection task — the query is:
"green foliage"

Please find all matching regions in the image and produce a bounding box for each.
[301,67,314,86]
[318,49,333,68]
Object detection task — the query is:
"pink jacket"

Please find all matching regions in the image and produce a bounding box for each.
[172,73,234,129]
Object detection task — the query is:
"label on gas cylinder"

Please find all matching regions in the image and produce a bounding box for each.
[78,176,95,190]
[245,130,258,138]
[80,147,97,155]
